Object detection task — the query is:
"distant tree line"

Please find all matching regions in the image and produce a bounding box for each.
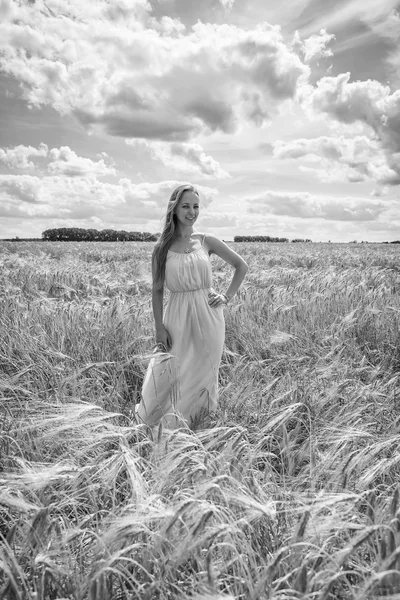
[234,235,312,243]
[41,228,158,242]
[2,230,399,244]
[1,237,43,242]
[234,235,289,242]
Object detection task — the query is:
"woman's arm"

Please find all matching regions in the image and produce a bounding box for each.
[152,257,172,350]
[205,234,248,307]
[152,286,165,331]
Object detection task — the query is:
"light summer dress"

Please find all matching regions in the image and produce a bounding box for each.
[136,234,225,429]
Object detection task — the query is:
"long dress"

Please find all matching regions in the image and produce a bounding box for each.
[136,235,225,429]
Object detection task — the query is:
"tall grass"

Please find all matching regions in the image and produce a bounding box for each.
[1,241,400,599]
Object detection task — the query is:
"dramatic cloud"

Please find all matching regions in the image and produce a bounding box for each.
[0,144,115,177]
[0,2,309,141]
[0,143,48,169]
[0,174,43,204]
[292,29,335,63]
[126,140,230,179]
[309,73,400,148]
[273,135,400,185]
[119,178,216,209]
[47,146,116,177]
[299,74,400,185]
[1,1,399,242]
[0,172,217,223]
[246,190,388,221]
[273,135,376,161]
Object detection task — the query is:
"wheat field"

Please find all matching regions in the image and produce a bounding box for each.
[1,240,400,600]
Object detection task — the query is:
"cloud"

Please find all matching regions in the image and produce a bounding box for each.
[309,73,391,129]
[378,10,400,85]
[126,140,230,179]
[370,186,391,199]
[0,143,48,169]
[246,190,387,221]
[0,174,43,204]
[292,29,335,63]
[47,146,116,177]
[0,172,217,223]
[0,3,309,141]
[219,0,235,9]
[0,144,116,178]
[119,178,217,212]
[198,211,238,228]
[303,73,400,185]
[273,134,400,185]
[369,8,400,42]
[104,0,153,21]
[293,0,400,38]
[0,0,14,21]
[239,208,400,243]
[273,135,376,161]
[308,73,400,148]
[148,0,236,28]
[240,91,270,126]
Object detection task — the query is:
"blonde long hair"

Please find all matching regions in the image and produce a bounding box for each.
[152,184,199,290]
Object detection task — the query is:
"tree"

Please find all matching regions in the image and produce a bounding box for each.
[41,227,158,242]
[233,235,291,243]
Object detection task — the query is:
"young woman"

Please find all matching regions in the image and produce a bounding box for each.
[136,183,248,429]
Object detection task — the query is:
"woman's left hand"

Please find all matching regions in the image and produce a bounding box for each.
[208,292,227,308]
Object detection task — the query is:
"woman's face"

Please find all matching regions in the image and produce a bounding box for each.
[174,191,200,227]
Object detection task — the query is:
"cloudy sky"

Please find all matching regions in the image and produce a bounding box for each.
[1,0,400,242]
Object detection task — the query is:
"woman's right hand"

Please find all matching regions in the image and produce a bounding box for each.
[155,325,172,352]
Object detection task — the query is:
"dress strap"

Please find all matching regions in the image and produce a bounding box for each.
[201,233,206,246]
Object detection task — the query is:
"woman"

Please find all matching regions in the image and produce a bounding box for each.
[136,183,248,429]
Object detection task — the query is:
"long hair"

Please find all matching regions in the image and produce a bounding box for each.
[152,184,199,290]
